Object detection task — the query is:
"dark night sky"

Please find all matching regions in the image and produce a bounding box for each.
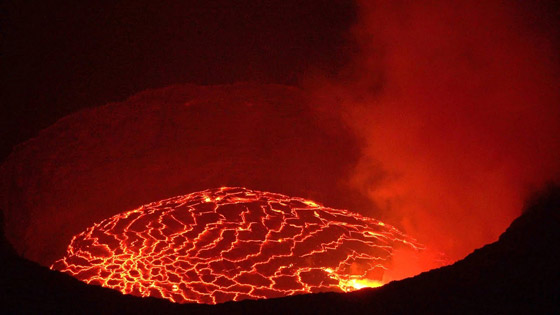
[1,0,356,159]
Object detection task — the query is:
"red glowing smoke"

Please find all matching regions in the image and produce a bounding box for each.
[309,1,560,262]
[51,187,420,304]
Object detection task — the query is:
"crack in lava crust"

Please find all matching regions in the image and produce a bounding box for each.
[51,187,421,304]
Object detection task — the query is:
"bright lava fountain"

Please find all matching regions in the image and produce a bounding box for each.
[51,187,421,304]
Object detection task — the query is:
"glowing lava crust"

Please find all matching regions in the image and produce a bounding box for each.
[52,187,421,304]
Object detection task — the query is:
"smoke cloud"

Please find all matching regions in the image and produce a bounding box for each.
[309,0,560,264]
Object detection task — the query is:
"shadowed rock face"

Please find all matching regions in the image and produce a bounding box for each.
[0,83,367,266]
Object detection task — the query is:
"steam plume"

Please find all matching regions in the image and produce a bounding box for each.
[310,0,560,264]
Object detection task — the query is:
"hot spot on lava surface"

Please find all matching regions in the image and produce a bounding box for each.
[51,187,421,304]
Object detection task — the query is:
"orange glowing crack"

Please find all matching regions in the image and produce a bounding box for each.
[51,187,421,304]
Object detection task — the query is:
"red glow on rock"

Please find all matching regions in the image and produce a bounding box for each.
[51,187,421,304]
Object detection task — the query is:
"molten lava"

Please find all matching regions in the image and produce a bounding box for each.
[52,187,421,304]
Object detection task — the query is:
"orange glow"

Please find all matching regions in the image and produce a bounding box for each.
[51,187,422,304]
[343,278,384,291]
[323,267,384,291]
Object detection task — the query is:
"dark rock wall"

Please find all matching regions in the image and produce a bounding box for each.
[0,83,367,266]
